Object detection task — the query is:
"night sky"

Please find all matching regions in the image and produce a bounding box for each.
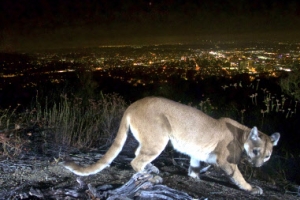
[1,0,300,51]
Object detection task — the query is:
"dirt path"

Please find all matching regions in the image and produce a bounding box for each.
[0,142,299,200]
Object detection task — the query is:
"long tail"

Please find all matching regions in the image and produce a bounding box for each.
[63,115,130,176]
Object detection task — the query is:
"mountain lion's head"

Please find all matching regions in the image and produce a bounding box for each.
[244,127,280,167]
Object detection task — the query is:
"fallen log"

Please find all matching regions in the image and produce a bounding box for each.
[0,172,202,199]
[87,172,196,200]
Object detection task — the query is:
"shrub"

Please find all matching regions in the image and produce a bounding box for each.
[42,93,127,149]
[0,93,127,156]
[0,105,30,156]
[280,71,300,101]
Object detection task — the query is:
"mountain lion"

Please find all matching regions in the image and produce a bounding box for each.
[63,97,280,195]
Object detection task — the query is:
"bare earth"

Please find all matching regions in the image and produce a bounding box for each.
[0,136,299,200]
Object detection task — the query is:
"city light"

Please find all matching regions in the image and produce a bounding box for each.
[0,42,299,90]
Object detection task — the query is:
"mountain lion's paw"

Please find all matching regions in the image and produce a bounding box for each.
[188,171,200,180]
[188,167,200,180]
[144,163,160,174]
[149,175,163,184]
[250,186,263,195]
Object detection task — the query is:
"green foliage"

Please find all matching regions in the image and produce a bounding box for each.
[76,71,99,104]
[0,104,23,131]
[280,71,300,101]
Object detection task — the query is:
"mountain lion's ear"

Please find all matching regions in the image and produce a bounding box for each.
[270,132,280,146]
[249,126,260,141]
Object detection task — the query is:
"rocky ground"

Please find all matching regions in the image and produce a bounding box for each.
[0,134,299,200]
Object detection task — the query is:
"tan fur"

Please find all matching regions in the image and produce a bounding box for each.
[63,97,280,195]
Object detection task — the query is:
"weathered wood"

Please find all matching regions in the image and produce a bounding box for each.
[0,172,198,199]
[96,172,195,200]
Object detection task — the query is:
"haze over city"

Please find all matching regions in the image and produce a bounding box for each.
[1,0,300,51]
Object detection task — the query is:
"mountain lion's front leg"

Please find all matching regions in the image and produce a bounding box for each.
[220,163,263,195]
[188,157,201,179]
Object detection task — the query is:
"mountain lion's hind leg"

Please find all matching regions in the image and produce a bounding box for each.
[130,138,168,174]
[188,157,201,179]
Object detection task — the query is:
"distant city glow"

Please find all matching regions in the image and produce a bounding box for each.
[0,43,299,89]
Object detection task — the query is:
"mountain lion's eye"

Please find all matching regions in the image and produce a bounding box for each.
[253,149,259,156]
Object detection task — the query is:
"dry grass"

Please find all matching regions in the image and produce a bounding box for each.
[0,105,30,157]
[0,93,127,156]
[43,93,127,149]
